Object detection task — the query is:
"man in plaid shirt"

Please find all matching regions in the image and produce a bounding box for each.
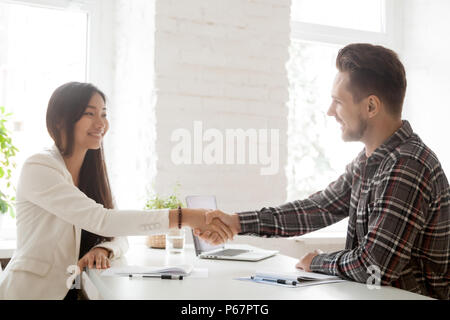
[197,44,449,300]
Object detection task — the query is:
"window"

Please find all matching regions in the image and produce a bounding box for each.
[0,0,148,240]
[0,1,88,158]
[291,0,385,32]
[0,0,111,239]
[287,0,400,237]
[287,40,362,200]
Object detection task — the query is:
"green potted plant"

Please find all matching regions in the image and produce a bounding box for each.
[144,184,184,249]
[0,106,19,230]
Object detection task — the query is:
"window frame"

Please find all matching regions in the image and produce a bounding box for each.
[290,0,403,50]
[288,0,403,239]
[0,0,114,240]
[1,0,115,95]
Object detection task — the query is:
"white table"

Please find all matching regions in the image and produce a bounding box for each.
[82,243,433,300]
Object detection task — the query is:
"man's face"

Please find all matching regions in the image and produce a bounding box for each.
[328,72,368,142]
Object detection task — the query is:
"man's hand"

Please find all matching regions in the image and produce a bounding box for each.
[295,249,323,272]
[78,247,111,270]
[193,210,241,245]
[181,208,235,245]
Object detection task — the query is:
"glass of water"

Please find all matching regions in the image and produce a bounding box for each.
[166,228,185,254]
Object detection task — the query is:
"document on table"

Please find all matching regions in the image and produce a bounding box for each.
[100,264,209,278]
[258,269,341,281]
[101,264,193,277]
[236,269,346,288]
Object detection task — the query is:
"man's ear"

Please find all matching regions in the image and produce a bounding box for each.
[367,95,381,118]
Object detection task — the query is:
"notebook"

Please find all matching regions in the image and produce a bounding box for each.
[101,264,193,277]
[186,195,278,262]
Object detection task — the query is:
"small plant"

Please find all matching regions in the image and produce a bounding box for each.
[0,106,19,218]
[144,184,184,249]
[144,184,184,210]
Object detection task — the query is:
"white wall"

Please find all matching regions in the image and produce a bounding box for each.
[106,0,157,209]
[401,0,450,174]
[153,0,291,213]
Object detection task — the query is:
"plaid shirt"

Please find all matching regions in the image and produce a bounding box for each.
[238,121,449,300]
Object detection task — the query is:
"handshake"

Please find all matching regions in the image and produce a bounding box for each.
[177,208,241,245]
[182,208,323,272]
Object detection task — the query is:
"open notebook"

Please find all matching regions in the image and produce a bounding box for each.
[101,264,193,277]
[254,270,341,282]
[234,269,345,288]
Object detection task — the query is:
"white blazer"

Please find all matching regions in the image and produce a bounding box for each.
[0,145,169,299]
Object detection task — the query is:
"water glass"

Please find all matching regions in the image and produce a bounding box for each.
[166,228,185,254]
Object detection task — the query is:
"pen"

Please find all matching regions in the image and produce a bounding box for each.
[251,276,297,286]
[297,277,320,282]
[128,274,183,280]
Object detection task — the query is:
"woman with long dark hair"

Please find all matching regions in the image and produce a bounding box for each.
[0,82,232,300]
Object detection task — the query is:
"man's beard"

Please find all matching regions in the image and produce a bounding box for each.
[342,116,368,142]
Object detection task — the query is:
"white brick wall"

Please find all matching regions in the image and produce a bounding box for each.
[153,0,291,213]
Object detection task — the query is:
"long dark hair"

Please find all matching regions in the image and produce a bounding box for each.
[46,82,113,246]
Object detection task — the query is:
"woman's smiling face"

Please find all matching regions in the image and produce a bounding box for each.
[73,92,108,152]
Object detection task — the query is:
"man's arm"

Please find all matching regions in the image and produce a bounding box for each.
[236,160,355,237]
[198,160,356,242]
[309,157,429,285]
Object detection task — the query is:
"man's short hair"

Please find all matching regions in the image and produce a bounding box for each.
[336,43,407,117]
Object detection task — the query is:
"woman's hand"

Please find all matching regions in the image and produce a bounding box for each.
[194,210,240,245]
[173,208,234,245]
[77,247,111,270]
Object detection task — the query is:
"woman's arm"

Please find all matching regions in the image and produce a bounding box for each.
[21,165,168,236]
[18,155,232,240]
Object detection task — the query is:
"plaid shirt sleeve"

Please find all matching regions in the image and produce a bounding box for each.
[237,161,355,237]
[310,157,430,285]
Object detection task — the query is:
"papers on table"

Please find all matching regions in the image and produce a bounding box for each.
[101,264,193,277]
[236,269,346,288]
[258,270,340,281]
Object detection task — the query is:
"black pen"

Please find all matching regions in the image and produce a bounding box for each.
[128,274,183,280]
[297,277,320,282]
[251,276,297,286]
